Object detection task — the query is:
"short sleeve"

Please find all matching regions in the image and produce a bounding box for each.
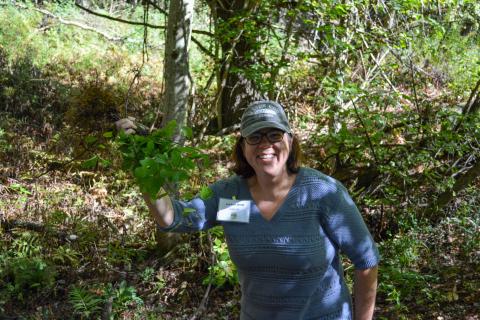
[158,176,241,233]
[321,181,380,269]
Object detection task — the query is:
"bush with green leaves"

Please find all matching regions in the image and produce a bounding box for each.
[117,120,209,198]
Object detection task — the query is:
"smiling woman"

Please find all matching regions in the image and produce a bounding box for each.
[123,100,380,320]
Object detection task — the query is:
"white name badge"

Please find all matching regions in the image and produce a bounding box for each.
[217,198,251,223]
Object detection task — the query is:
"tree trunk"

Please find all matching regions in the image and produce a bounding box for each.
[217,41,262,129]
[162,0,194,142]
[157,0,194,254]
[209,0,263,130]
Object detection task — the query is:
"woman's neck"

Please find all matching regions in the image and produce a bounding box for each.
[248,168,295,199]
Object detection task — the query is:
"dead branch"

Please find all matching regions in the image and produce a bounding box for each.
[75,2,214,37]
[454,78,480,131]
[189,232,215,320]
[21,4,123,41]
[1,219,67,239]
[191,37,216,59]
[424,158,480,222]
[75,2,214,58]
[75,2,164,30]
[351,100,379,164]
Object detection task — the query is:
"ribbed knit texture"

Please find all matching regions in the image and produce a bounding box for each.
[162,167,380,320]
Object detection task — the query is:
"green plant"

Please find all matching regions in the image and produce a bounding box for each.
[378,234,440,313]
[0,128,11,152]
[11,231,41,257]
[204,230,238,287]
[107,280,144,315]
[117,120,209,198]
[69,286,104,319]
[69,281,144,319]
[8,183,32,196]
[2,256,57,299]
[140,267,166,295]
[52,245,81,267]
[140,267,155,283]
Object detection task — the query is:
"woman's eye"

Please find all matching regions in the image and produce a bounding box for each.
[251,135,261,140]
[248,135,261,142]
[269,133,282,140]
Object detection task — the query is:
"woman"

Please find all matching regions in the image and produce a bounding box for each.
[119,100,380,320]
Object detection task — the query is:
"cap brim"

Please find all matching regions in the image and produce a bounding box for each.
[241,121,290,137]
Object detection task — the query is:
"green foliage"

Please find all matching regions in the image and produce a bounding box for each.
[204,228,238,287]
[11,231,41,257]
[199,185,214,200]
[69,281,144,319]
[140,267,166,294]
[52,245,81,267]
[378,235,438,312]
[1,0,479,318]
[117,120,209,198]
[108,280,144,312]
[7,183,32,196]
[2,256,57,297]
[0,128,11,153]
[69,286,103,319]
[0,231,56,303]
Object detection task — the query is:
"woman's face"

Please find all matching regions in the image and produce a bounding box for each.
[242,128,291,178]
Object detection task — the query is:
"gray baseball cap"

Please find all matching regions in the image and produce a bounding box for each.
[240,101,292,137]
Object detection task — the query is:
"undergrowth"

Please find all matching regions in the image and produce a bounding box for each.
[0,1,479,319]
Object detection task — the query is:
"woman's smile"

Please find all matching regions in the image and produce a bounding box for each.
[243,130,291,177]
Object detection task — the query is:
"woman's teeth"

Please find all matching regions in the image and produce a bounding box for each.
[259,154,274,159]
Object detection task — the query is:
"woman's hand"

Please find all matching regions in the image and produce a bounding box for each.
[115,117,148,135]
[354,266,378,320]
[115,116,138,135]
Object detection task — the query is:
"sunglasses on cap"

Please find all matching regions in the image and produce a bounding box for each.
[244,129,285,145]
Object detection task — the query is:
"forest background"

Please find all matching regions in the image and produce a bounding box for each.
[0,0,479,319]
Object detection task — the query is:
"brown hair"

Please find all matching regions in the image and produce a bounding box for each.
[231,134,302,178]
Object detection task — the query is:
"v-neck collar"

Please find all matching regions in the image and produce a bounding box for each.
[243,168,303,222]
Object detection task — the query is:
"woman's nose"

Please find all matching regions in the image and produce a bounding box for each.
[258,136,272,147]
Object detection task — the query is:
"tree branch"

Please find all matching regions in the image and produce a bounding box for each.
[75,2,215,58]
[15,3,122,41]
[351,100,379,164]
[191,37,215,59]
[75,2,214,37]
[1,219,67,239]
[143,0,168,16]
[424,158,480,222]
[75,2,164,29]
[454,78,480,131]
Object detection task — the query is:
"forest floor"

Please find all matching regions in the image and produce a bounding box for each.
[0,116,479,320]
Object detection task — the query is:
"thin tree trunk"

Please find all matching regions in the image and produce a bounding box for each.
[157,0,195,254]
[162,0,194,142]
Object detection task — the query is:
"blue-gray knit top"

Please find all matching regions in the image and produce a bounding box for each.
[161,167,380,320]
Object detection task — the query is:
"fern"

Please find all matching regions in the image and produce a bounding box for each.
[69,286,103,319]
